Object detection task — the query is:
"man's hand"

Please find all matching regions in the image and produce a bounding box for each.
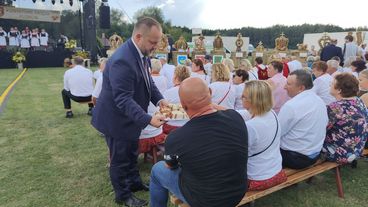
[150,114,166,128]
[158,99,170,109]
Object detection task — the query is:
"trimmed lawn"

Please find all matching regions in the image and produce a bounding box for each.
[0,69,23,95]
[0,68,367,207]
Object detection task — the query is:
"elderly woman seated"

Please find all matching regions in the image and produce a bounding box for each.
[322,73,368,164]
[242,80,286,190]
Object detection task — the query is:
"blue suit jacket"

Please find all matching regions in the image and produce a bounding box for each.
[92,39,164,140]
[320,44,343,62]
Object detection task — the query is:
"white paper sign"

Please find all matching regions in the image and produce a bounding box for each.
[235,52,243,58]
[279,53,287,58]
[255,53,263,57]
[299,52,308,58]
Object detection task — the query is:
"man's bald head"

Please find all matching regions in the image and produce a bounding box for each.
[179,77,212,112]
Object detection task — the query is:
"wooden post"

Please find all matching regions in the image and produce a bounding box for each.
[334,166,344,198]
[152,146,158,164]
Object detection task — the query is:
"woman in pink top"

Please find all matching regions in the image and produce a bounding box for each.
[266,60,290,113]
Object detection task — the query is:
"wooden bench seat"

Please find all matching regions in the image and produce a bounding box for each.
[170,161,342,207]
[236,162,342,206]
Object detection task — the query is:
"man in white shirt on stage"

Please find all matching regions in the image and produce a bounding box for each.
[62,56,94,118]
[0,27,7,48]
[278,70,328,169]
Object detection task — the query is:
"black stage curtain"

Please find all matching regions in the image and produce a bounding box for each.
[0,49,73,69]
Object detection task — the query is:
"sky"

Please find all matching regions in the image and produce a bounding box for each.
[10,0,368,29]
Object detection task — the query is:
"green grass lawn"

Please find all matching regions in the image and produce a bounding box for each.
[0,69,23,95]
[0,68,367,207]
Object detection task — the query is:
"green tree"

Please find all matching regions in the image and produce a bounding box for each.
[133,6,165,25]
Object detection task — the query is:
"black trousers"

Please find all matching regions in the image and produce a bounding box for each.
[61,89,93,109]
[106,136,143,201]
[281,149,320,169]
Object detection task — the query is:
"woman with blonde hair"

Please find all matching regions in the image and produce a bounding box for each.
[162,65,191,134]
[239,58,258,80]
[241,80,286,190]
[209,63,236,109]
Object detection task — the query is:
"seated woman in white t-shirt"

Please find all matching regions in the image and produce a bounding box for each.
[162,65,191,134]
[150,58,168,93]
[232,69,249,110]
[311,61,336,105]
[209,63,236,109]
[191,59,210,85]
[241,80,286,191]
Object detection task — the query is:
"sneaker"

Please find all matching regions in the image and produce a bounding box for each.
[87,107,93,116]
[66,111,73,118]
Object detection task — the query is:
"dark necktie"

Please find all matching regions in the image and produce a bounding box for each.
[142,57,150,88]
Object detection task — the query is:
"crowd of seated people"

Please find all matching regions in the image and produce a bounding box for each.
[80,48,368,206]
[0,26,50,50]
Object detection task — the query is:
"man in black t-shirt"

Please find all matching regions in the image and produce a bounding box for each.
[150,77,248,207]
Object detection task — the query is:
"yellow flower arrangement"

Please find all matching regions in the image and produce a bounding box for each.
[12,52,26,63]
[73,50,89,59]
[65,39,77,49]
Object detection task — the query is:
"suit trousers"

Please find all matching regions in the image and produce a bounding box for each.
[280,149,319,169]
[61,89,93,109]
[106,136,143,201]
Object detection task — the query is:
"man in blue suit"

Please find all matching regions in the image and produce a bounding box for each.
[320,39,343,63]
[92,17,168,207]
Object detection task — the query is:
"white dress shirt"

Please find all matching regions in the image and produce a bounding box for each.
[92,76,102,98]
[209,81,236,109]
[160,63,176,88]
[278,90,328,156]
[344,42,359,61]
[93,70,102,81]
[312,73,336,105]
[248,69,258,80]
[246,110,283,180]
[64,65,94,97]
[152,75,168,94]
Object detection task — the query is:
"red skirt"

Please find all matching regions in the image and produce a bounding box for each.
[248,170,287,191]
[163,123,180,135]
[139,133,166,153]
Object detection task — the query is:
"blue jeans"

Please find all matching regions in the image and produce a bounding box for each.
[150,161,187,207]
